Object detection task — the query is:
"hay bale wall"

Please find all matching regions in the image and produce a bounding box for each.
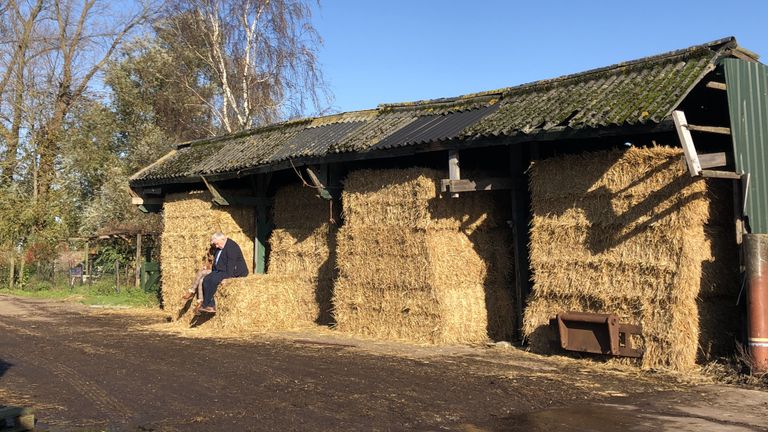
[332,168,515,344]
[524,146,738,371]
[209,184,337,331]
[161,190,254,318]
[267,184,336,324]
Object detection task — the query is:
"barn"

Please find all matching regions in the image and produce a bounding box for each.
[130,37,768,371]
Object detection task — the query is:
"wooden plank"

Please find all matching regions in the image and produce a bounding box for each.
[672,110,701,176]
[131,197,163,205]
[687,124,731,135]
[700,170,742,179]
[731,48,758,63]
[201,176,229,206]
[698,152,727,169]
[444,178,514,193]
[306,166,332,200]
[706,81,727,91]
[448,150,460,198]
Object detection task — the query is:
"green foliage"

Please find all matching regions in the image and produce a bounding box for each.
[1,280,159,308]
[93,242,133,270]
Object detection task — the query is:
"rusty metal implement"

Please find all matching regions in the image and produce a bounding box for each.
[555,312,643,358]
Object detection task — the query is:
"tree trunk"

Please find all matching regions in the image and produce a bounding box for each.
[36,95,70,199]
[18,253,25,289]
[1,64,25,185]
[8,253,15,290]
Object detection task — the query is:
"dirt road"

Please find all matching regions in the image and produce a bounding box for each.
[1,295,766,431]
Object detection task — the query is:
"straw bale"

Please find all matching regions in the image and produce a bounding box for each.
[160,190,254,319]
[333,168,515,344]
[267,184,338,325]
[524,146,738,371]
[209,274,320,333]
[272,184,332,228]
[342,168,505,232]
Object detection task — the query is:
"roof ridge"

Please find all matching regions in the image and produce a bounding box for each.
[492,37,738,96]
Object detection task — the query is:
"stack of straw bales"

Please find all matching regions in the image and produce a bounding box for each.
[209,184,337,331]
[333,168,515,344]
[161,190,254,317]
[523,146,738,371]
[265,184,336,324]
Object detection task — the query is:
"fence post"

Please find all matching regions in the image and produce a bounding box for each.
[135,233,142,288]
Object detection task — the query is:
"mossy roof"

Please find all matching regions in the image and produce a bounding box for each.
[131,37,745,187]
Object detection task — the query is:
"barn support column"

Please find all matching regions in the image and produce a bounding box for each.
[746,233,768,372]
[509,144,532,341]
[252,174,272,274]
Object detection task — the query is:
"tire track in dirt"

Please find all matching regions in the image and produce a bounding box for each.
[0,312,216,425]
[0,316,133,419]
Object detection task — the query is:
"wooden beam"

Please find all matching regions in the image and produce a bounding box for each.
[448,150,460,198]
[698,152,727,169]
[305,166,332,200]
[687,124,731,135]
[706,81,727,91]
[700,170,742,180]
[731,48,759,63]
[441,178,514,193]
[201,176,229,206]
[131,197,163,205]
[672,110,701,177]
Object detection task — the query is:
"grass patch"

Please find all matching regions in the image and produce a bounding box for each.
[1,277,159,308]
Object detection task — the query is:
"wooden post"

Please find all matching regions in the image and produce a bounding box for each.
[251,174,272,274]
[115,261,120,293]
[135,233,142,288]
[84,241,89,282]
[448,150,461,198]
[509,145,532,341]
[672,110,702,177]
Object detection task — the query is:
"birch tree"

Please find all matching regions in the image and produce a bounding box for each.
[163,0,329,133]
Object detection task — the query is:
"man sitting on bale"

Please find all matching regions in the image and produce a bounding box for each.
[198,232,248,314]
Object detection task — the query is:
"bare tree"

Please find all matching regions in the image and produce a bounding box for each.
[0,0,44,185]
[31,0,156,198]
[163,0,329,133]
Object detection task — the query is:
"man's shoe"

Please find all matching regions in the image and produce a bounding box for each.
[181,291,195,300]
[198,306,216,314]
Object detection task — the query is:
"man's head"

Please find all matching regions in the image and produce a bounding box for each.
[211,232,227,249]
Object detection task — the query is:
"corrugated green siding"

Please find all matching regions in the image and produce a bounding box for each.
[724,59,768,234]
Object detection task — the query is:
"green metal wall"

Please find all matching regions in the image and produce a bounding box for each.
[724,58,768,234]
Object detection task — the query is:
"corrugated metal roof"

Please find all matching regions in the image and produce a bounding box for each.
[463,48,718,137]
[373,104,499,150]
[268,120,366,162]
[724,58,768,233]
[131,37,743,186]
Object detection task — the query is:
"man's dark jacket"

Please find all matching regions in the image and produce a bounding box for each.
[201,238,248,307]
[213,238,248,277]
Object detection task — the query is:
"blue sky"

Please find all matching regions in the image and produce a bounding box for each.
[312,0,768,113]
